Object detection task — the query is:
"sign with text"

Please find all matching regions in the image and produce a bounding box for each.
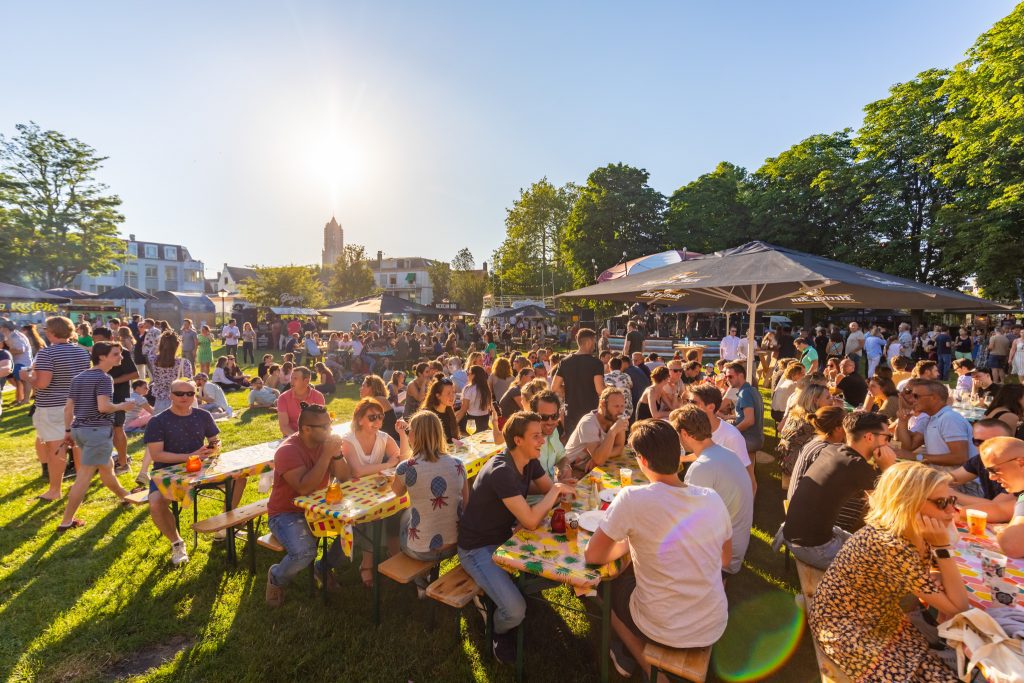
[432,301,460,310]
[0,301,61,314]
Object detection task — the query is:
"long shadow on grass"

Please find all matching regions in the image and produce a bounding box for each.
[0,506,144,677]
[0,478,44,508]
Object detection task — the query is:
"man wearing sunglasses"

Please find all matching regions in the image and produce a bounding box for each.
[529,390,565,480]
[949,420,1018,523]
[975,437,1024,558]
[780,411,896,569]
[143,378,221,566]
[896,380,981,496]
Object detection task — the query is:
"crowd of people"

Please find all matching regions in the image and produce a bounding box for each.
[4,309,1024,681]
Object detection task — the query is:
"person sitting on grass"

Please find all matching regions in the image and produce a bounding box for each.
[456,411,574,664]
[211,356,244,392]
[809,462,969,681]
[194,372,233,419]
[313,361,336,396]
[391,410,469,596]
[247,376,279,409]
[277,367,325,437]
[143,378,221,566]
[585,419,733,680]
[56,342,136,531]
[123,380,154,433]
[265,402,352,606]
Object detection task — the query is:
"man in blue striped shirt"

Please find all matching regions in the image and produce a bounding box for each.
[57,342,135,531]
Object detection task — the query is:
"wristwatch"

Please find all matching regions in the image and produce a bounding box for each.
[915,453,924,462]
[932,547,952,560]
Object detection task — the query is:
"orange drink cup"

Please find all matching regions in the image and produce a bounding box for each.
[619,467,633,487]
[966,509,988,536]
[565,513,579,543]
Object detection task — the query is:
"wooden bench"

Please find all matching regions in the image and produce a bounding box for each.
[123,489,150,505]
[426,564,481,608]
[793,559,853,683]
[378,553,435,585]
[192,498,269,569]
[643,643,711,683]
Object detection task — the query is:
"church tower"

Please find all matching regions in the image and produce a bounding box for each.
[322,216,344,268]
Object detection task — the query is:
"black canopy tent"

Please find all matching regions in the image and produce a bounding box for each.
[321,293,436,317]
[558,242,1008,378]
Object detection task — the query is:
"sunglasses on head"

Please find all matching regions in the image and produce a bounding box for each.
[928,496,958,510]
[436,378,454,386]
[300,402,326,413]
[171,390,195,397]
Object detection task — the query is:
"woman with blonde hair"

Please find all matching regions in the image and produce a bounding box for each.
[777,384,834,476]
[360,374,399,441]
[771,361,805,425]
[391,410,469,595]
[809,461,968,682]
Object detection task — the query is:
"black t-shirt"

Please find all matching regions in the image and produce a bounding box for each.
[962,454,1007,500]
[498,384,523,418]
[955,336,972,354]
[978,383,1001,400]
[554,352,605,419]
[784,444,879,546]
[107,346,138,402]
[814,333,829,360]
[457,451,545,550]
[426,406,459,443]
[935,333,952,354]
[776,332,796,359]
[625,330,645,355]
[0,349,11,387]
[837,373,869,407]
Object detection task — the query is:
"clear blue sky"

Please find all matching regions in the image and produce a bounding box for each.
[1,1,1015,274]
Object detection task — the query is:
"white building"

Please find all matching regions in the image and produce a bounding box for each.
[74,234,206,315]
[369,256,435,305]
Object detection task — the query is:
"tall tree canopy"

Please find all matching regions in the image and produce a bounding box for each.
[664,162,751,254]
[936,4,1024,300]
[560,163,667,288]
[0,123,126,288]
[492,178,576,297]
[856,69,963,288]
[449,248,488,313]
[241,265,326,308]
[327,244,378,303]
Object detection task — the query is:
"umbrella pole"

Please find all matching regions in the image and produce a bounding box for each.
[746,299,758,382]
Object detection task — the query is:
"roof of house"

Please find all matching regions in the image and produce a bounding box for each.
[369,257,436,271]
[224,265,257,282]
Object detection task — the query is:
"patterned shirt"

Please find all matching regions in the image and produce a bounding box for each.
[396,454,466,554]
[69,368,115,428]
[33,342,92,408]
[603,370,634,416]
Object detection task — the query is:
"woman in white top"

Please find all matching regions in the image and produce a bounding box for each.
[341,396,405,586]
[771,362,804,426]
[457,365,492,434]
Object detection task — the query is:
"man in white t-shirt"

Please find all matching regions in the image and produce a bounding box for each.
[195,373,233,418]
[563,388,628,473]
[221,319,240,356]
[586,419,731,679]
[686,383,755,494]
[720,328,742,362]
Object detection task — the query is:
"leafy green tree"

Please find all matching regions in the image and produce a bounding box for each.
[856,70,965,288]
[936,5,1024,299]
[747,131,865,263]
[426,260,452,301]
[241,265,326,308]
[664,162,752,254]
[492,178,577,296]
[0,122,126,288]
[450,248,488,313]
[327,244,378,303]
[561,163,667,288]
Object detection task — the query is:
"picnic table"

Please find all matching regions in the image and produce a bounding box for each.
[493,466,634,683]
[294,430,504,621]
[952,403,988,423]
[152,439,279,564]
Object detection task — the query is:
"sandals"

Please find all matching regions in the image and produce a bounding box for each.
[56,519,85,532]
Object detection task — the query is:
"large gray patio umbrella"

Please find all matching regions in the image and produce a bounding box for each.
[0,282,70,302]
[558,241,1009,378]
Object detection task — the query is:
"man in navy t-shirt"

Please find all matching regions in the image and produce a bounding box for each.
[143,378,220,566]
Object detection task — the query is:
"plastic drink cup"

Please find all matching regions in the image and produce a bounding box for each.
[325,480,342,505]
[981,551,1008,587]
[565,513,579,543]
[966,509,988,536]
[619,467,633,487]
[560,493,573,513]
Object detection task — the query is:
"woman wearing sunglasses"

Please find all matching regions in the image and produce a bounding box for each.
[809,461,968,682]
[341,397,404,586]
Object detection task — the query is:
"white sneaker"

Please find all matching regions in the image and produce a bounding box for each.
[171,541,189,566]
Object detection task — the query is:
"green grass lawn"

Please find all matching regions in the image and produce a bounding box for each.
[0,352,820,682]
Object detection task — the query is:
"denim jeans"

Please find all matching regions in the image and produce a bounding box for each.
[937,353,952,380]
[268,512,344,586]
[458,544,526,634]
[773,524,851,570]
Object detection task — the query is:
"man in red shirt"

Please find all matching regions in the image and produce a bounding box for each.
[277,367,325,437]
[266,402,351,606]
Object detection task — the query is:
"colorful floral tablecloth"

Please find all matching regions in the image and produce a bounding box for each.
[152,440,279,504]
[295,431,503,557]
[953,523,1024,609]
[493,467,630,592]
